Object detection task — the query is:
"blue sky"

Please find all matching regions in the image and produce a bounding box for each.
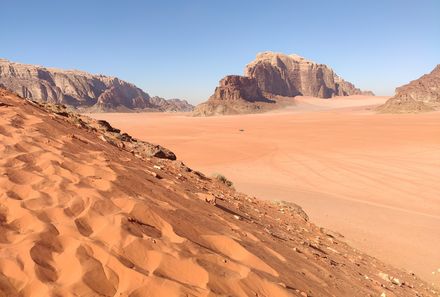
[1,0,439,103]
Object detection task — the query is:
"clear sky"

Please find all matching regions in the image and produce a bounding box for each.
[1,0,439,103]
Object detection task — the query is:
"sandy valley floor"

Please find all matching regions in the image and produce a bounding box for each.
[91,96,440,286]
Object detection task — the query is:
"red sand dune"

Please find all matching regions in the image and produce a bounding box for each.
[4,89,439,296]
[92,96,440,286]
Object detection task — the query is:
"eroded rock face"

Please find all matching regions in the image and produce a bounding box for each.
[378,65,440,113]
[209,75,267,102]
[192,76,276,116]
[245,52,373,98]
[0,58,193,111]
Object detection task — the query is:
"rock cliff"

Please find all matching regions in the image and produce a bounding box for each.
[377,65,440,113]
[208,75,267,102]
[192,75,276,116]
[0,58,193,112]
[245,52,373,98]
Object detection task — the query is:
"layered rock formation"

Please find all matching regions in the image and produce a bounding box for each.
[0,87,437,296]
[209,75,267,102]
[378,65,440,113]
[245,52,373,98]
[194,52,374,116]
[0,58,193,112]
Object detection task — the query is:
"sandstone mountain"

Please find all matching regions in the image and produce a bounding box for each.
[1,87,438,296]
[378,65,440,113]
[194,52,373,116]
[245,52,374,98]
[0,58,193,112]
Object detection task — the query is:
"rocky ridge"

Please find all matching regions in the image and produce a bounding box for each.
[0,87,438,296]
[0,58,193,112]
[149,96,194,112]
[27,98,177,160]
[378,65,440,113]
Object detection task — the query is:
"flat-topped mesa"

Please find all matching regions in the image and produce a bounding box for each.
[245,52,374,98]
[378,65,440,113]
[0,59,193,112]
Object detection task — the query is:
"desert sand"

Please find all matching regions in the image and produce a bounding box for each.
[4,89,439,296]
[92,95,440,286]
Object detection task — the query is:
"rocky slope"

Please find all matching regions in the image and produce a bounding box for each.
[0,58,193,112]
[378,65,440,113]
[0,87,438,297]
[194,52,373,116]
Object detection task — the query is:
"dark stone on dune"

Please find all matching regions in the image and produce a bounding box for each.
[97,120,121,133]
[136,142,177,160]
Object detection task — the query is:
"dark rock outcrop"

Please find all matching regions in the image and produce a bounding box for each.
[192,76,276,116]
[0,58,193,112]
[378,65,440,113]
[209,75,267,102]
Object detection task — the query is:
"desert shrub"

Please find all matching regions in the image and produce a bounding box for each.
[212,173,234,187]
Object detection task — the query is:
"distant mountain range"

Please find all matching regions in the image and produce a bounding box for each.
[0,58,194,112]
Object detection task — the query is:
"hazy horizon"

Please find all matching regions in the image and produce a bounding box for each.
[2,0,439,104]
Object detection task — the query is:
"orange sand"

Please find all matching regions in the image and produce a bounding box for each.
[91,96,440,285]
[6,89,439,296]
